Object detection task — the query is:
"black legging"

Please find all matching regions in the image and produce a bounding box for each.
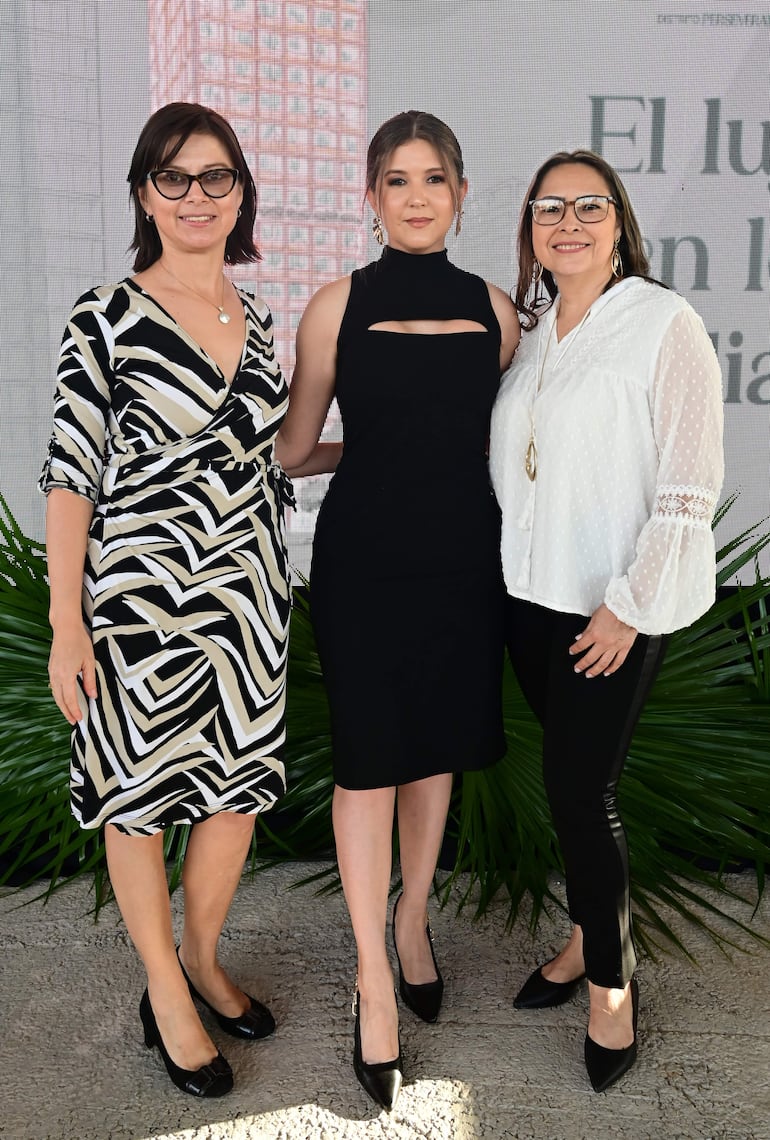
[505,597,667,988]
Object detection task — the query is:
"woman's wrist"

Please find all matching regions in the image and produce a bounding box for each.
[49,607,85,633]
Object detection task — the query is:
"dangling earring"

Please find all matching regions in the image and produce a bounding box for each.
[533,259,543,284]
[372,215,385,246]
[455,207,464,237]
[611,239,623,278]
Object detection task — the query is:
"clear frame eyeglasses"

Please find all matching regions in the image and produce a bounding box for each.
[146,168,240,200]
[529,195,617,226]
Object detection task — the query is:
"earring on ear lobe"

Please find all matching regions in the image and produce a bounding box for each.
[145,213,154,222]
[372,215,385,246]
[533,259,543,284]
[611,238,623,278]
[237,208,242,218]
[455,208,464,237]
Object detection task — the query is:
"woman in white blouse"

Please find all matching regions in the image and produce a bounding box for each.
[489,150,724,1093]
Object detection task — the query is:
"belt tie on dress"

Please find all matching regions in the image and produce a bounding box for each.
[104,450,296,509]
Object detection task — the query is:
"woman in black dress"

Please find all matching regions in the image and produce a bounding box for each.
[277,111,519,1110]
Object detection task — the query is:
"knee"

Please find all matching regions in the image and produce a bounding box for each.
[212,810,257,837]
[544,773,619,835]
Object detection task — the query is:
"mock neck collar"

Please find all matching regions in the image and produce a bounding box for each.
[380,246,450,273]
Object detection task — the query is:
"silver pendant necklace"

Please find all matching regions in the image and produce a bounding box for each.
[160,261,231,323]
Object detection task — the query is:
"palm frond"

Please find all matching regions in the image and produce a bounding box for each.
[441,511,770,953]
[1,490,769,960]
[0,492,97,895]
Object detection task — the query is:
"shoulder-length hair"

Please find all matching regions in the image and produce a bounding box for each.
[127,102,261,272]
[366,110,465,214]
[516,149,660,330]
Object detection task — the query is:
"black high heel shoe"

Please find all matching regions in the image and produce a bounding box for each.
[584,978,639,1093]
[392,892,444,1023]
[513,959,586,1009]
[177,950,275,1040]
[352,989,403,1112]
[138,988,233,1098]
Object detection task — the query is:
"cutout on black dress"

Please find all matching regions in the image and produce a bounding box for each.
[368,319,487,335]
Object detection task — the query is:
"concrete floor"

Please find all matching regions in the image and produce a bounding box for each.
[1,864,769,1140]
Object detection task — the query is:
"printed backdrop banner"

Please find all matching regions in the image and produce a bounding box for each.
[1,0,768,578]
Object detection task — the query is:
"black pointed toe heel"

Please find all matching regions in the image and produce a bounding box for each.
[392,892,444,1023]
[178,951,275,1040]
[352,989,403,1112]
[139,988,233,1098]
[584,978,639,1093]
[513,960,586,1009]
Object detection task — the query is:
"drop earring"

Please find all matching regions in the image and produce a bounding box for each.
[455,207,464,236]
[611,239,623,278]
[372,215,385,246]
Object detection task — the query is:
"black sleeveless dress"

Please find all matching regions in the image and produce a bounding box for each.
[310,246,506,789]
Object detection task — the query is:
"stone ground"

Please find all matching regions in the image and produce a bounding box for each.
[1,863,769,1140]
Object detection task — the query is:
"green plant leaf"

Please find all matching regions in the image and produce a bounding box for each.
[1,490,768,956]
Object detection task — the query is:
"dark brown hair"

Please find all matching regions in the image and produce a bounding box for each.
[127,102,260,272]
[516,149,658,329]
[366,110,465,213]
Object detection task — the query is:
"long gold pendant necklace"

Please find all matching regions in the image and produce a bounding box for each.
[525,322,554,481]
[160,261,231,324]
[525,306,592,482]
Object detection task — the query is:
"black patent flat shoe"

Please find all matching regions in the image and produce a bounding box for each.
[513,960,586,1009]
[352,989,402,1112]
[392,892,444,1023]
[139,988,233,1098]
[584,978,639,1093]
[177,951,275,1040]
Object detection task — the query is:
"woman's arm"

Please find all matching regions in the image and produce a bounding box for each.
[275,276,351,471]
[284,440,343,479]
[569,304,724,675]
[40,289,114,721]
[46,488,97,723]
[602,305,725,636]
[487,283,521,372]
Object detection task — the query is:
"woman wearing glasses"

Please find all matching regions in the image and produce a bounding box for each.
[40,103,291,1097]
[489,150,723,1092]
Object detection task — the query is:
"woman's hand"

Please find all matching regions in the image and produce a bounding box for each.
[569,603,638,678]
[48,621,97,724]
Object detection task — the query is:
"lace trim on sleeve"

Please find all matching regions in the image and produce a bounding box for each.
[654,484,718,529]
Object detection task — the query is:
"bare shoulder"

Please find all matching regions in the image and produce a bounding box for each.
[299,275,352,334]
[486,281,518,323]
[486,281,521,365]
[292,275,353,388]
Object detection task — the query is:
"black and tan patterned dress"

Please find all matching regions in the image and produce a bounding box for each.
[40,280,291,836]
